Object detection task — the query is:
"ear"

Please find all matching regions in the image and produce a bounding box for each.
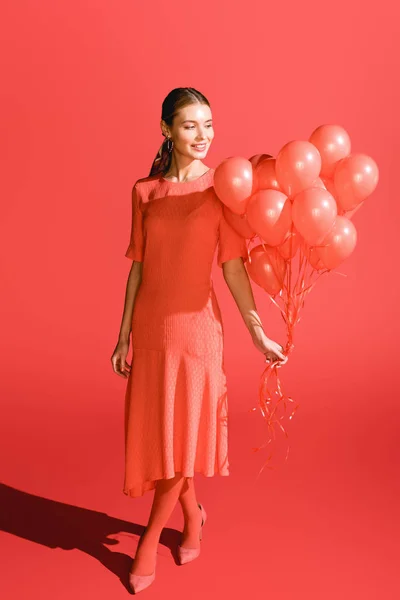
[160,120,169,138]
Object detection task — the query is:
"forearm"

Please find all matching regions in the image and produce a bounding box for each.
[118,262,143,343]
[222,261,265,335]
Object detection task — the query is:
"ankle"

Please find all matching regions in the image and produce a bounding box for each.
[183,506,202,524]
[142,527,162,544]
[182,504,201,521]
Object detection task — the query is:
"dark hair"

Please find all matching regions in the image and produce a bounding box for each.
[148,87,210,177]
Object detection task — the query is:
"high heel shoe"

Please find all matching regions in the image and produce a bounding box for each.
[129,569,156,595]
[177,502,207,565]
[129,529,157,594]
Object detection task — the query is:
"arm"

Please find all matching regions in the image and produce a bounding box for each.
[222,257,287,363]
[222,257,262,332]
[118,260,143,344]
[111,182,145,377]
[111,260,143,378]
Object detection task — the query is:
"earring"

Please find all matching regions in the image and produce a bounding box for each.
[166,137,173,153]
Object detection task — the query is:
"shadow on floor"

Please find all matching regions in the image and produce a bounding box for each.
[0,482,181,593]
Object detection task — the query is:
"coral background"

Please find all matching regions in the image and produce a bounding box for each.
[1,1,399,598]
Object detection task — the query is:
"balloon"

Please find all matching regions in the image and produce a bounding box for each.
[324,175,364,219]
[342,202,364,220]
[320,176,363,220]
[277,227,300,260]
[214,157,255,215]
[223,204,256,239]
[246,189,292,246]
[321,176,337,197]
[333,153,379,211]
[275,140,322,197]
[249,153,274,168]
[304,244,325,271]
[309,125,351,179]
[311,177,327,190]
[292,187,337,246]
[251,163,260,194]
[320,176,364,220]
[255,158,282,192]
[246,244,286,295]
[316,216,358,269]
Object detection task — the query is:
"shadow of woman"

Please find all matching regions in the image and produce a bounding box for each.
[0,482,181,593]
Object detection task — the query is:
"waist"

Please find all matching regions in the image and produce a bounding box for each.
[134,280,219,315]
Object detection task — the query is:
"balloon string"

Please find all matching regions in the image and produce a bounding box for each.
[251,236,308,473]
[252,350,299,478]
[248,231,333,473]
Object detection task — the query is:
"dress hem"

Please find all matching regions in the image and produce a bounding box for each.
[123,468,230,498]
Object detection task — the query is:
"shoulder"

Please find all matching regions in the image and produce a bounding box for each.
[133,173,161,188]
[132,173,161,202]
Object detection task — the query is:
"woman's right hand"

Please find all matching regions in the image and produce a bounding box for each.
[251,327,288,366]
[111,339,131,379]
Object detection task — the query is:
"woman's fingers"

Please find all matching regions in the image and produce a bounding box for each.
[265,345,287,364]
[111,354,130,378]
[117,359,129,378]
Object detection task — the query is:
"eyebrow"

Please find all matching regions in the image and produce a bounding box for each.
[182,119,212,124]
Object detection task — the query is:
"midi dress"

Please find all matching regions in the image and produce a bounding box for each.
[123,167,249,497]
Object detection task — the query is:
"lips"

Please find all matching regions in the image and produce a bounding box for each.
[192,144,207,150]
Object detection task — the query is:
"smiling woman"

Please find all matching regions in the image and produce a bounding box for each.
[148,88,214,182]
[111,87,286,593]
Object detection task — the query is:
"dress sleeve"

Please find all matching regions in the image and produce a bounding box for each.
[217,207,249,268]
[125,183,144,261]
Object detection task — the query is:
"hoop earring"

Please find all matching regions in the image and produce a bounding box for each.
[166,137,173,153]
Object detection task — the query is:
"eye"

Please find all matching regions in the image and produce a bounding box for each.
[184,124,213,130]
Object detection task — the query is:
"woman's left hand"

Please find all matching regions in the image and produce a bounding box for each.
[251,327,288,366]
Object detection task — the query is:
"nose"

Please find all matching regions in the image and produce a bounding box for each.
[196,126,208,140]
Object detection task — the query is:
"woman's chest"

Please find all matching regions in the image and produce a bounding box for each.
[142,192,220,241]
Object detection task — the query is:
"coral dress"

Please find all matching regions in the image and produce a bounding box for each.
[123,167,248,497]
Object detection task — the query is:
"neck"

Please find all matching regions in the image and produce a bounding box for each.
[164,158,208,182]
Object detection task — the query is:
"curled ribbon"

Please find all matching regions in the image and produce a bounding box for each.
[245,230,345,476]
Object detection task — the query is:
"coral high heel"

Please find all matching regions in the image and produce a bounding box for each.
[129,528,156,594]
[177,502,207,565]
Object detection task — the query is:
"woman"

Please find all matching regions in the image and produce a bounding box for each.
[111,87,287,594]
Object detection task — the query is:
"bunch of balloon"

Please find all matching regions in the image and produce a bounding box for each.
[213,124,379,475]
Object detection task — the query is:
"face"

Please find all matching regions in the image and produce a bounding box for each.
[161,103,214,159]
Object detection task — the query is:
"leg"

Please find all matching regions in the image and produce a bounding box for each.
[131,472,186,576]
[178,476,203,549]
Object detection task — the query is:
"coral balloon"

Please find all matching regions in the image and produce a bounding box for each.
[251,164,260,194]
[316,216,357,269]
[311,177,327,190]
[223,204,256,239]
[249,153,274,168]
[333,153,379,211]
[246,244,286,295]
[320,177,362,221]
[275,140,322,197]
[342,202,364,220]
[292,187,337,246]
[309,124,351,179]
[214,157,255,215]
[277,227,300,260]
[246,189,292,246]
[305,244,325,271]
[255,158,282,192]
[321,176,337,197]
[322,176,364,219]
